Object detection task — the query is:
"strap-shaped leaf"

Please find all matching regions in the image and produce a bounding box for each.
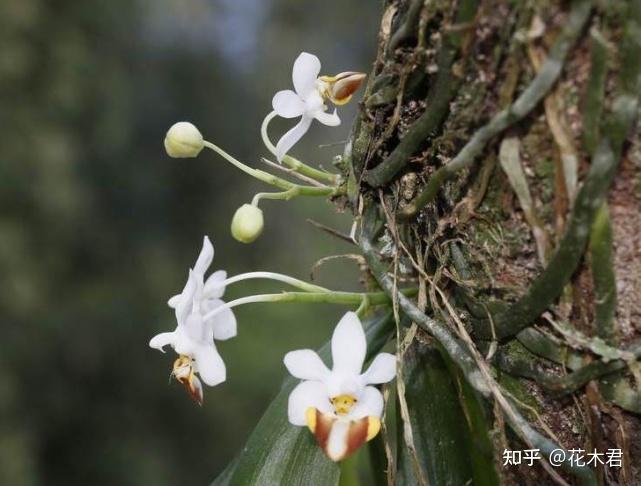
[397,341,499,486]
[210,456,237,486]
[211,311,394,485]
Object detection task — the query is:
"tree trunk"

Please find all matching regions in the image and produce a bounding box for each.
[346,0,641,484]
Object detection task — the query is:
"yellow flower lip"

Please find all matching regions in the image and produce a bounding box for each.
[318,72,367,106]
[331,394,358,415]
[172,355,203,406]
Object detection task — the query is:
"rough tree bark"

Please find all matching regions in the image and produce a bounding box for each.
[344,0,641,484]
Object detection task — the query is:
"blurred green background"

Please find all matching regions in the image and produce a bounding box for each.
[0,0,381,484]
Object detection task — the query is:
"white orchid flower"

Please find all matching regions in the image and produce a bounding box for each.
[284,311,396,461]
[149,236,236,404]
[271,52,365,162]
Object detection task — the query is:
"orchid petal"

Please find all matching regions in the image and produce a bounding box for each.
[314,109,341,127]
[331,312,366,375]
[325,369,363,399]
[182,312,206,342]
[275,116,313,162]
[287,380,332,426]
[350,386,384,419]
[175,271,196,326]
[193,344,226,386]
[272,90,305,118]
[192,271,205,313]
[292,52,321,98]
[204,298,237,341]
[203,270,227,299]
[167,294,181,308]
[361,352,396,385]
[173,327,198,357]
[193,236,214,276]
[149,332,176,352]
[284,350,330,381]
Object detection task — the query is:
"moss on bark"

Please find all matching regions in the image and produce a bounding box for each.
[347,0,641,483]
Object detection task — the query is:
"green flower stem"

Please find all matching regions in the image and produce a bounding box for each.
[355,295,371,318]
[219,271,330,293]
[202,289,417,322]
[251,188,297,206]
[261,111,340,184]
[250,185,336,206]
[401,0,593,218]
[204,140,291,189]
[203,141,337,198]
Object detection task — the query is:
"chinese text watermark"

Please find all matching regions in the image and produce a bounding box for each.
[502,448,622,468]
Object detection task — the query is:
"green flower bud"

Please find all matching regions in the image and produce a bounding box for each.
[164,122,204,158]
[231,204,264,243]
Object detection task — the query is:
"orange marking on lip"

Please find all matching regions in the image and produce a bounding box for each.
[307,409,377,461]
[172,355,203,405]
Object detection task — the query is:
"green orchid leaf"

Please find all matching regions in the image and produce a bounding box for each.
[367,433,390,486]
[210,456,237,486]
[211,311,394,486]
[445,350,501,486]
[397,341,499,486]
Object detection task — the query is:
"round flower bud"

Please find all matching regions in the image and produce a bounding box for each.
[164,122,204,158]
[231,204,264,243]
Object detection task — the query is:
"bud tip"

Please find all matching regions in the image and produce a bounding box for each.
[231,204,265,244]
[164,121,204,158]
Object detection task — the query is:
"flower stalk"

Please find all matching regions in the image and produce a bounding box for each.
[355,295,370,318]
[250,186,311,206]
[203,140,339,198]
[261,111,340,184]
[214,271,329,293]
[202,289,416,322]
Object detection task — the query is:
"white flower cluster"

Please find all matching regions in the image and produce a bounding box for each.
[150,53,385,461]
[148,236,395,460]
[162,52,365,245]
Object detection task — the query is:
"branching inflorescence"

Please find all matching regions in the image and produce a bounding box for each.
[150,52,408,462]
[149,0,641,481]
